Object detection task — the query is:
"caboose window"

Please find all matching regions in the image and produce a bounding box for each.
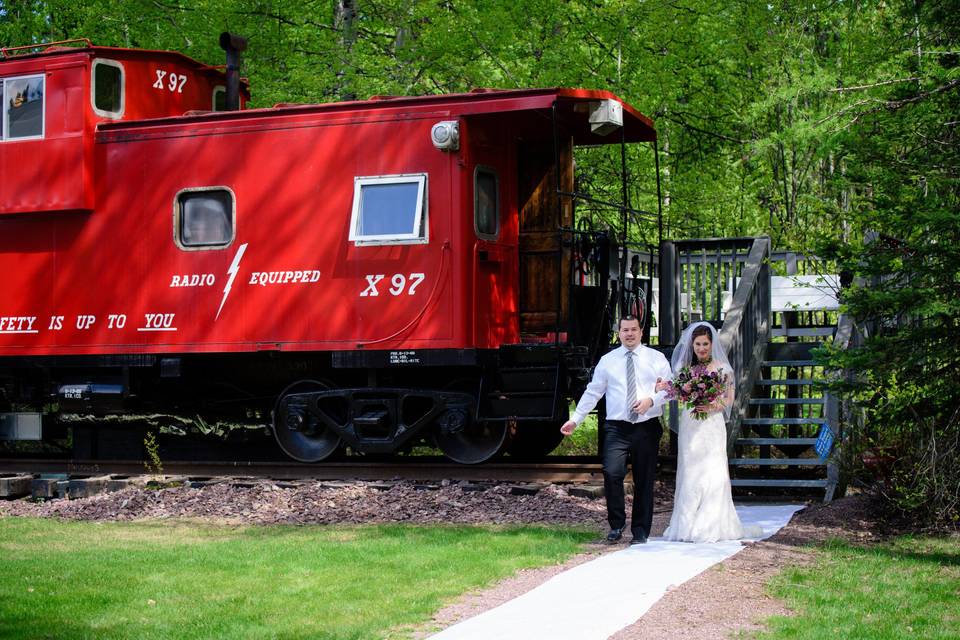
[213,86,226,111]
[175,188,236,250]
[349,174,428,245]
[2,74,44,141]
[474,166,499,239]
[91,59,124,118]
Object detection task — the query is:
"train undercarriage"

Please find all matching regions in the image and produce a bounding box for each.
[0,343,594,465]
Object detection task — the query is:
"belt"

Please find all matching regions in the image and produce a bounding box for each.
[606,418,658,428]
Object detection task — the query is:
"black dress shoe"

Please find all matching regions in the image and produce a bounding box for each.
[606,527,624,542]
[630,535,648,545]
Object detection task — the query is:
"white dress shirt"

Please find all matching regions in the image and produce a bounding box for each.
[570,344,673,425]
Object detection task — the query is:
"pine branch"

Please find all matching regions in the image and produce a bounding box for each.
[830,77,921,93]
[820,79,960,129]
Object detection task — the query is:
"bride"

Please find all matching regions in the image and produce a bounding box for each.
[658,322,761,543]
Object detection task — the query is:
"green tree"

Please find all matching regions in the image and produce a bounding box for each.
[810,1,960,527]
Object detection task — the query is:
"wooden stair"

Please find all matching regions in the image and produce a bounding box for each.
[729,342,838,500]
[657,240,844,502]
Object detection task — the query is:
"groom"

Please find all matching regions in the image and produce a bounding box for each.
[560,316,672,544]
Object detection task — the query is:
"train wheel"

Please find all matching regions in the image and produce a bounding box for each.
[507,422,565,459]
[434,418,511,464]
[273,380,341,463]
[432,379,510,464]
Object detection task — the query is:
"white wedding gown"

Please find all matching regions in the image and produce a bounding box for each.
[663,409,762,543]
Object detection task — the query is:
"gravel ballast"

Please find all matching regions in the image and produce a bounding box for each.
[0,478,671,528]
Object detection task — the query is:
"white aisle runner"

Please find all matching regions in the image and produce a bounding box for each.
[429,504,804,640]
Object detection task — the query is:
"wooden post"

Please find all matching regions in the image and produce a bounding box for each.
[659,241,678,345]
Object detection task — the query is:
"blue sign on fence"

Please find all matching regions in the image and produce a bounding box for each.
[815,423,834,461]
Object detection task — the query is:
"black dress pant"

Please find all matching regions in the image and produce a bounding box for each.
[602,418,662,538]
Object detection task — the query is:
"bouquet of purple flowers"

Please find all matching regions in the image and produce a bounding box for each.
[664,364,730,420]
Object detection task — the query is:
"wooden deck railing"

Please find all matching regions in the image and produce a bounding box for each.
[717,238,772,451]
[658,237,772,451]
[657,237,759,344]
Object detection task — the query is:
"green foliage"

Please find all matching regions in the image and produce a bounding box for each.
[553,414,598,456]
[758,536,960,639]
[142,430,162,478]
[0,517,595,639]
[809,2,960,528]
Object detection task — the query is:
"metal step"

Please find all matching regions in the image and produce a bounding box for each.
[731,479,829,488]
[742,417,823,426]
[736,437,817,446]
[765,342,821,361]
[749,398,824,405]
[729,458,825,466]
[487,390,553,398]
[497,344,560,366]
[771,327,836,338]
[757,379,814,386]
[761,359,817,367]
[484,390,555,419]
[497,366,556,391]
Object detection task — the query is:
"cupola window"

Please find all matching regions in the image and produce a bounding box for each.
[2,75,44,140]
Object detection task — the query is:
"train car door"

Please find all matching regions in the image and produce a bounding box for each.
[470,133,515,347]
[517,138,573,339]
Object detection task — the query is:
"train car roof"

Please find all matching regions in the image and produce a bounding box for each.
[0,40,244,86]
[97,87,656,145]
[2,42,647,143]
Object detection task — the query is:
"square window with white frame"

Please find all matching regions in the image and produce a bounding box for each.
[3,74,44,140]
[176,188,235,249]
[349,174,428,245]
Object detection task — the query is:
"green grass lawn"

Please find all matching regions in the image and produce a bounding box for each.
[0,517,596,640]
[756,536,960,639]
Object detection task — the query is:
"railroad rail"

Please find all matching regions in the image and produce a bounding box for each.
[0,457,613,484]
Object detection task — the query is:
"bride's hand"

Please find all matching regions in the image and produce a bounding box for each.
[695,403,713,414]
[655,378,670,393]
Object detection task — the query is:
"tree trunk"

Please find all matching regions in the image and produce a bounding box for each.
[335,0,358,101]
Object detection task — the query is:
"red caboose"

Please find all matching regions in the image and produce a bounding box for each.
[0,37,657,463]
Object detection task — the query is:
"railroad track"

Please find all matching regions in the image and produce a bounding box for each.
[0,457,612,484]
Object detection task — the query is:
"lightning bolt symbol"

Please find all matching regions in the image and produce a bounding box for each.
[216,242,247,320]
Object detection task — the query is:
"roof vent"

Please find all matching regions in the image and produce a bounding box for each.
[588,99,623,136]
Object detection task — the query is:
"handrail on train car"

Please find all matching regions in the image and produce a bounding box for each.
[1,38,93,58]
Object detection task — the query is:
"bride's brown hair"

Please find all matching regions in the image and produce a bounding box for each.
[689,325,713,366]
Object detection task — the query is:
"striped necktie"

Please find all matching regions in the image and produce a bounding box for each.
[626,350,639,421]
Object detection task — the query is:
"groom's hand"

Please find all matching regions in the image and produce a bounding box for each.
[633,397,654,414]
[560,420,577,436]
